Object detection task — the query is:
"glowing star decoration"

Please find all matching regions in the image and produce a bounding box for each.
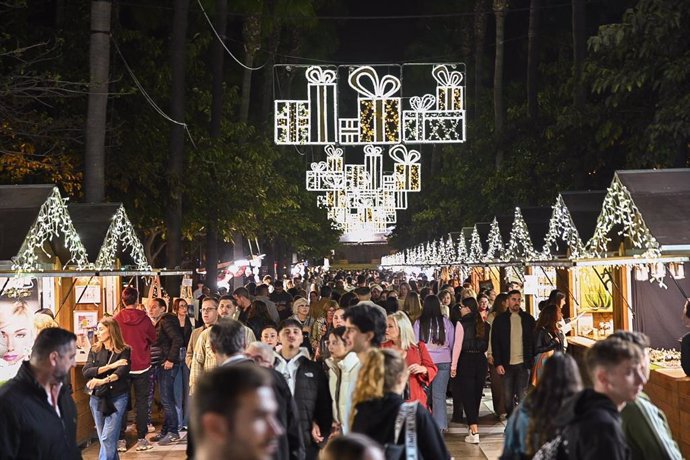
[95,205,151,271]
[505,207,538,261]
[12,187,91,272]
[469,226,484,263]
[586,175,661,258]
[541,195,586,260]
[484,217,505,262]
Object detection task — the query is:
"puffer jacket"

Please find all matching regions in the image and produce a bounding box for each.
[325,352,361,433]
[274,348,332,449]
[154,312,185,364]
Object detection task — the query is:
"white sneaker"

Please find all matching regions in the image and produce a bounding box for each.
[117,439,127,452]
[465,432,480,444]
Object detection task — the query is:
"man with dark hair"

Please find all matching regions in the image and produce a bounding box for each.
[274,319,332,459]
[612,331,682,460]
[491,289,536,416]
[343,304,387,363]
[356,274,366,288]
[148,297,185,445]
[0,328,80,459]
[208,318,305,460]
[233,287,253,323]
[114,287,157,451]
[255,284,281,324]
[192,364,284,460]
[552,337,645,459]
[270,281,294,322]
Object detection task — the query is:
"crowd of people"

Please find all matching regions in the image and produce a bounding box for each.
[0,269,687,460]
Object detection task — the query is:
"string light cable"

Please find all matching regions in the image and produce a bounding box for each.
[196,0,266,72]
[110,34,197,148]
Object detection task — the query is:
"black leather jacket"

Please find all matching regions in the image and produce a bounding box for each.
[83,346,132,397]
[534,327,565,355]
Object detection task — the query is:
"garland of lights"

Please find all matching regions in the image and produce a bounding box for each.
[12,187,91,272]
[95,205,152,271]
[541,195,586,259]
[586,175,661,258]
[469,226,483,263]
[456,233,468,264]
[484,217,505,262]
[505,207,538,261]
[442,235,456,264]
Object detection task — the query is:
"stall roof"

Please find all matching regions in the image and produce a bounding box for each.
[560,191,606,244]
[518,206,552,249]
[68,203,150,270]
[616,169,690,248]
[0,185,90,269]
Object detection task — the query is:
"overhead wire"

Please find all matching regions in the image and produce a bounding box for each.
[196,0,266,71]
[110,34,197,148]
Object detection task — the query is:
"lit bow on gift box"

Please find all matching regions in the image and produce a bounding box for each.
[389,145,421,192]
[305,66,337,84]
[432,65,464,111]
[306,161,330,191]
[324,144,344,172]
[348,66,402,143]
[410,94,436,112]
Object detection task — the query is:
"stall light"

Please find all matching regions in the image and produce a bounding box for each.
[574,256,689,267]
[651,262,666,281]
[669,262,685,280]
[634,265,649,281]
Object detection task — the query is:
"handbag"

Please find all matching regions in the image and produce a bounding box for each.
[384,401,419,460]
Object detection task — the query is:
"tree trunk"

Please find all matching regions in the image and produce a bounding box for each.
[206,0,227,291]
[84,0,111,203]
[210,0,227,138]
[239,14,262,123]
[474,0,489,119]
[261,0,281,132]
[572,0,586,109]
[527,0,541,120]
[493,1,507,170]
[165,0,190,271]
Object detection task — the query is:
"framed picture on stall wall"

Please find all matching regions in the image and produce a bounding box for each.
[75,278,101,305]
[74,310,98,363]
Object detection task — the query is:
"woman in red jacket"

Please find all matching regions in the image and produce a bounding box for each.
[382,311,438,409]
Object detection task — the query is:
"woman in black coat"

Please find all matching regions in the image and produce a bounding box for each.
[83,317,131,460]
[351,348,451,460]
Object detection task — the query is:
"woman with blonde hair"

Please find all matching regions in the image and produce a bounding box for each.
[382,311,437,409]
[401,291,423,323]
[0,300,35,382]
[289,297,316,355]
[83,316,131,460]
[350,348,450,460]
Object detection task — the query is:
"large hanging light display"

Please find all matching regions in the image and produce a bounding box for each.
[275,63,466,236]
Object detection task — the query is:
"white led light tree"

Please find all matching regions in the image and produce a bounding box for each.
[505,207,538,261]
[468,226,483,263]
[484,217,505,262]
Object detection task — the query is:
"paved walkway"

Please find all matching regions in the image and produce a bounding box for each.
[82,391,506,459]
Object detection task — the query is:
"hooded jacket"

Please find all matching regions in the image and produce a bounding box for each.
[274,348,332,449]
[115,307,157,372]
[554,389,631,460]
[351,393,450,460]
[0,361,81,460]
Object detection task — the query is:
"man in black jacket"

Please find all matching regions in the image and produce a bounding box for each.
[274,319,332,460]
[201,317,305,460]
[148,297,185,445]
[490,289,535,416]
[0,327,81,459]
[553,337,645,459]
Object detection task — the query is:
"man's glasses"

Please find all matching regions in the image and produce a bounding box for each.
[201,307,217,313]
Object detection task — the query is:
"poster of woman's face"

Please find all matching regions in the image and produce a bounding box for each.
[0,301,35,365]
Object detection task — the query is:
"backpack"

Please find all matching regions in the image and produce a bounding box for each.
[384,401,419,460]
[532,430,570,460]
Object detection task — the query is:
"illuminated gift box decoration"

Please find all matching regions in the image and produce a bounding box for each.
[348,66,402,144]
[403,94,435,142]
[391,145,421,192]
[433,65,464,111]
[423,111,466,143]
[306,66,338,144]
[275,101,309,144]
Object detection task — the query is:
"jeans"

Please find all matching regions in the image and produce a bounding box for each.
[457,353,488,425]
[431,362,451,430]
[173,348,190,429]
[503,364,529,416]
[146,367,159,426]
[158,364,179,436]
[120,369,151,440]
[91,392,128,460]
[489,362,506,416]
